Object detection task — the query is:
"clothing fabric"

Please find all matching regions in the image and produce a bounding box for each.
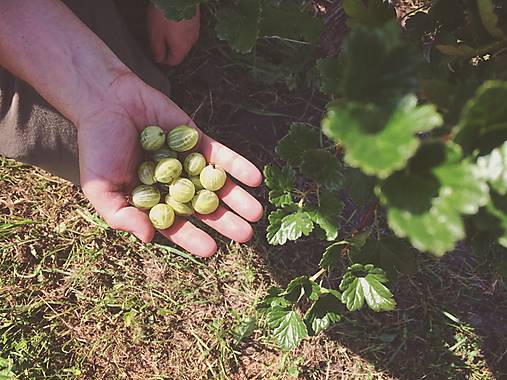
[0,0,170,185]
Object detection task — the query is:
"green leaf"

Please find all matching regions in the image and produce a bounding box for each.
[306,191,343,241]
[276,123,320,166]
[284,276,321,302]
[343,0,396,28]
[232,317,257,344]
[216,0,261,54]
[341,22,421,102]
[267,207,314,245]
[263,165,295,206]
[323,95,443,178]
[267,307,308,350]
[455,81,507,155]
[304,291,342,335]
[339,263,396,312]
[257,286,291,312]
[0,358,15,380]
[301,149,343,190]
[151,0,199,21]
[477,141,507,195]
[317,57,343,96]
[260,0,322,42]
[477,0,505,38]
[349,237,417,278]
[479,191,507,248]
[319,242,347,270]
[378,142,490,256]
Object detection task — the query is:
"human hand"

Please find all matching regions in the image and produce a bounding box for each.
[146,3,200,66]
[77,72,263,257]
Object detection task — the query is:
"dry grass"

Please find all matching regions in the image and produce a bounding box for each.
[1,1,506,378]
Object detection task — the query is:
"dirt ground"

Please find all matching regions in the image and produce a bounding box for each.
[1,1,506,379]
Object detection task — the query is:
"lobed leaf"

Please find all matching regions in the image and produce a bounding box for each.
[323,95,443,178]
[267,207,314,245]
[301,149,343,190]
[276,123,320,166]
[341,22,421,103]
[306,191,343,241]
[267,307,308,350]
[263,165,295,206]
[339,263,396,312]
[216,0,261,54]
[304,291,342,335]
[477,141,507,195]
[378,142,490,256]
[455,81,507,155]
[349,237,417,279]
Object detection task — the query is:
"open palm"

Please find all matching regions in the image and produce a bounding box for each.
[77,73,263,257]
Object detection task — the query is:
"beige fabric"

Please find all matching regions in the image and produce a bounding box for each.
[0,0,170,185]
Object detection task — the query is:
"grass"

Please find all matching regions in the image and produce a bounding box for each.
[1,1,507,378]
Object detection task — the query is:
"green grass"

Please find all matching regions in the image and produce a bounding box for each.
[1,155,506,379]
[1,1,506,377]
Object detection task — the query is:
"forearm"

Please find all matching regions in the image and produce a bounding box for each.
[0,0,132,126]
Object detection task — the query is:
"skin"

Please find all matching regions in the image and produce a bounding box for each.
[0,0,263,257]
[147,3,200,66]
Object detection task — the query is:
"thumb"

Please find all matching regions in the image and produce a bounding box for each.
[82,181,155,242]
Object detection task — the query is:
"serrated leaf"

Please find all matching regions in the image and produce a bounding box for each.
[232,317,257,344]
[339,264,396,312]
[306,191,343,241]
[301,149,343,190]
[343,0,396,28]
[341,22,420,102]
[264,165,295,206]
[455,81,507,155]
[319,242,347,270]
[304,292,342,335]
[267,307,308,350]
[216,0,261,54]
[276,123,320,166]
[257,286,292,312]
[349,237,417,278]
[323,95,443,178]
[317,57,343,96]
[284,276,321,302]
[151,0,199,21]
[260,0,322,42]
[378,142,490,256]
[477,141,507,195]
[477,0,505,38]
[267,207,314,245]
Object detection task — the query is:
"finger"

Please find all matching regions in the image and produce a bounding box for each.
[216,179,263,222]
[159,218,217,257]
[149,29,166,63]
[82,180,155,242]
[196,206,253,243]
[199,135,263,188]
[165,42,191,66]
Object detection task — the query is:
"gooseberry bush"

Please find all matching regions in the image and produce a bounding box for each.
[152,0,507,350]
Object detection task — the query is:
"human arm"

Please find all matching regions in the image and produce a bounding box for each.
[0,0,263,257]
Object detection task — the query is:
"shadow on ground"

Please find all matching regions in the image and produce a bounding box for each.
[167,24,507,379]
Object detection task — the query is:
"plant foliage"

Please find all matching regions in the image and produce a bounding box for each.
[154,0,507,350]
